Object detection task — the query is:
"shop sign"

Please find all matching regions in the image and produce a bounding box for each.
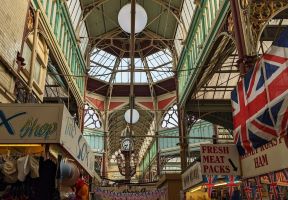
[60,106,94,176]
[200,144,240,176]
[182,162,202,190]
[0,104,94,177]
[0,104,62,143]
[241,136,288,178]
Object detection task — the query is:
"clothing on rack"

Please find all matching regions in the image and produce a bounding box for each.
[38,156,57,200]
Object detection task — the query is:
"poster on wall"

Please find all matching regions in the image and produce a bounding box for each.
[200,144,241,176]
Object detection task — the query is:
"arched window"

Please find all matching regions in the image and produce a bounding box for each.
[161,104,178,128]
[84,103,102,129]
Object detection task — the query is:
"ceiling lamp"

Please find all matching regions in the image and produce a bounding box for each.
[124,109,139,124]
[118,3,148,33]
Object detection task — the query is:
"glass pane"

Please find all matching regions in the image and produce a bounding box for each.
[34,59,41,84]
[22,43,32,72]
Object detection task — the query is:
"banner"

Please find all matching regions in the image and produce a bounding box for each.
[95,187,167,200]
[241,136,288,178]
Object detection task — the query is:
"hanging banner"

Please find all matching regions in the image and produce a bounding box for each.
[182,162,202,190]
[95,187,167,200]
[200,144,240,176]
[241,135,288,178]
[0,104,94,176]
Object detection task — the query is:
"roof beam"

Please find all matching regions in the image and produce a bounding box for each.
[151,0,180,15]
[151,0,187,35]
[82,0,111,21]
[186,99,232,112]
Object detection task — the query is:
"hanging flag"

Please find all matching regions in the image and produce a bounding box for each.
[225,175,238,199]
[203,175,217,197]
[243,180,252,200]
[282,168,288,182]
[267,172,279,199]
[254,176,263,200]
[231,28,288,155]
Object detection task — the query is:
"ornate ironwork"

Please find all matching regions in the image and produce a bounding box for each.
[159,154,177,172]
[242,0,288,52]
[161,104,178,128]
[14,79,39,103]
[94,155,103,175]
[84,103,102,129]
[115,151,137,179]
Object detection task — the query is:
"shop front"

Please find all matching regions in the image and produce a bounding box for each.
[0,104,95,200]
[182,162,241,200]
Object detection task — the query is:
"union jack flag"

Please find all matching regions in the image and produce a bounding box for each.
[254,176,263,200]
[243,180,252,200]
[225,175,238,199]
[203,175,217,197]
[267,172,279,200]
[231,28,288,155]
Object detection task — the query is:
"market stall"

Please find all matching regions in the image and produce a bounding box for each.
[182,161,241,200]
[241,135,288,200]
[0,104,95,199]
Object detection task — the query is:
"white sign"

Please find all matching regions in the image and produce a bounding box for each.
[200,144,240,176]
[241,136,288,178]
[60,106,95,176]
[0,104,62,143]
[0,104,94,176]
[182,162,202,190]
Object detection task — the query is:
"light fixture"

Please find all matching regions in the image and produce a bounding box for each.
[118,3,148,33]
[124,108,139,124]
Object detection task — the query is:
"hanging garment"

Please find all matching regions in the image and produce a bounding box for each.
[38,157,57,200]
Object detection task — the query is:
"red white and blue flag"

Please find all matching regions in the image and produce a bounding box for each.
[231,28,288,155]
[203,175,217,197]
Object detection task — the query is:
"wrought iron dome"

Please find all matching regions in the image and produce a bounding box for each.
[78,0,199,96]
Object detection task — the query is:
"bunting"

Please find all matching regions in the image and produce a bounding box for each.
[225,176,238,199]
[243,180,252,200]
[254,176,263,200]
[94,187,167,200]
[267,172,279,199]
[203,175,217,197]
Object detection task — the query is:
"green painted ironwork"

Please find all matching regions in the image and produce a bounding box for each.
[140,120,214,174]
[177,0,230,105]
[83,128,104,151]
[33,0,86,96]
[140,141,157,175]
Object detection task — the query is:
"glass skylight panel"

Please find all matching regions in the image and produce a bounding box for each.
[146,49,173,82]
[89,48,117,81]
[89,48,174,83]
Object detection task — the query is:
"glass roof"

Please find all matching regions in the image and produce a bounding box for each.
[89,48,174,83]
